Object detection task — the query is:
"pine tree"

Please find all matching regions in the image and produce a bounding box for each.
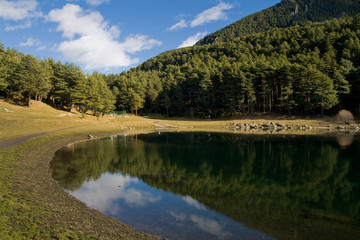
[12,55,42,106]
[0,43,7,92]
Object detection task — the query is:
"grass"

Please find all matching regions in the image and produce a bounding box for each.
[0,100,162,239]
[0,100,156,141]
[0,99,359,239]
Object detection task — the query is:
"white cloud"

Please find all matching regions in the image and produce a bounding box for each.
[20,37,40,46]
[190,2,233,27]
[169,19,187,31]
[5,20,31,31]
[122,34,162,53]
[47,4,161,70]
[86,0,110,6]
[178,32,207,48]
[36,45,46,51]
[0,0,42,21]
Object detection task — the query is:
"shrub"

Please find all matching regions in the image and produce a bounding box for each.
[337,110,354,124]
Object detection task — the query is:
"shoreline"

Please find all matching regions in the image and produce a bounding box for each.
[1,101,359,239]
[48,128,359,240]
[0,129,163,239]
[1,127,359,239]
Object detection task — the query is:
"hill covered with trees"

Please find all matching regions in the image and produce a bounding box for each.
[1,2,360,118]
[196,0,360,45]
[109,15,360,117]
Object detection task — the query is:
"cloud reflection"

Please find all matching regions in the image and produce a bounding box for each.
[183,195,206,210]
[169,209,233,239]
[169,210,187,222]
[190,214,233,239]
[70,173,161,216]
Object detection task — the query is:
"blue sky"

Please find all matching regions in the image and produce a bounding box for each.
[0,0,280,73]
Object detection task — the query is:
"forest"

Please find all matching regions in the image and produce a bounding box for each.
[114,15,360,117]
[1,14,360,117]
[196,0,360,45]
[0,47,115,113]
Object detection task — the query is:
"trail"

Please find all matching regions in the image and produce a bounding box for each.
[152,121,176,129]
[0,132,47,151]
[0,126,82,151]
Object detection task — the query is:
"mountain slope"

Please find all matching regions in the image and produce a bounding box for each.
[196,0,360,45]
[108,15,360,117]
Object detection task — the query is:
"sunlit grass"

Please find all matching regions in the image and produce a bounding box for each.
[0,100,155,140]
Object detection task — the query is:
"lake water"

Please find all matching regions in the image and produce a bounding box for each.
[50,132,360,240]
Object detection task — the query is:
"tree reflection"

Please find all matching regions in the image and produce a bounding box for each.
[50,132,360,240]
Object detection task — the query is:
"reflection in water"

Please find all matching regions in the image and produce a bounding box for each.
[70,173,161,216]
[183,196,206,210]
[336,133,355,148]
[51,132,360,240]
[189,214,233,239]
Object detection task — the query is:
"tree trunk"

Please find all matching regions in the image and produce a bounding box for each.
[27,97,31,107]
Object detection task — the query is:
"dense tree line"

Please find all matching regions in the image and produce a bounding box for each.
[196,0,360,45]
[1,15,360,118]
[0,45,115,114]
[112,15,360,117]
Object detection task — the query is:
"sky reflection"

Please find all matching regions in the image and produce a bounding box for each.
[69,171,275,240]
[52,132,360,240]
[190,214,233,240]
[70,173,161,216]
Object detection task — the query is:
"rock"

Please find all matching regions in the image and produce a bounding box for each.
[249,124,257,129]
[3,108,14,113]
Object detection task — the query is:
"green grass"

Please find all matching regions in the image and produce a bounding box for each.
[0,99,358,239]
[0,129,163,239]
[0,100,162,239]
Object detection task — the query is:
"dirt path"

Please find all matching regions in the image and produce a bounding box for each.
[0,132,48,151]
[0,126,88,151]
[153,121,176,129]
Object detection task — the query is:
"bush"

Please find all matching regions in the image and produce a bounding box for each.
[337,110,354,124]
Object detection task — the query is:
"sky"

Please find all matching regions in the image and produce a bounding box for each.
[0,0,280,74]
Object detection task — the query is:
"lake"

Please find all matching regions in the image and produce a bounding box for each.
[50,131,360,240]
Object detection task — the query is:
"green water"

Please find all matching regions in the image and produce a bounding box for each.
[50,132,360,240]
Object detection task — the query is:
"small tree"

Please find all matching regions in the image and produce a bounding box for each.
[128,88,144,115]
[337,110,354,124]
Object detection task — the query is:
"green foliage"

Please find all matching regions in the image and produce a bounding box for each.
[196,0,360,45]
[0,45,117,112]
[121,15,360,117]
[10,55,51,106]
[1,3,360,116]
[0,43,8,91]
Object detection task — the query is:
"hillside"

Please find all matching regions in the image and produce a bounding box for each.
[111,15,360,118]
[196,0,360,45]
[1,0,360,118]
